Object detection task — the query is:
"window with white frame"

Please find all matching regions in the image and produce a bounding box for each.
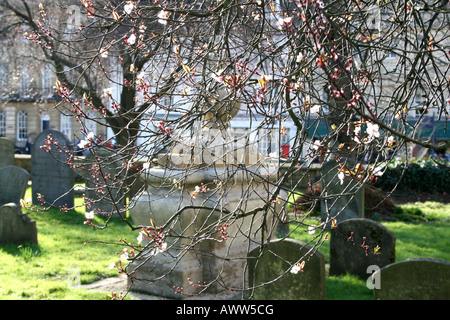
[0,110,5,137]
[41,111,50,131]
[17,110,27,141]
[0,66,8,95]
[42,64,54,98]
[19,67,31,97]
[60,112,72,140]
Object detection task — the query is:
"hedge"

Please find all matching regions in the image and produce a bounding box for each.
[374,158,450,194]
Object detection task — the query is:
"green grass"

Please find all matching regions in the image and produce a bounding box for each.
[285,191,302,213]
[0,187,137,300]
[382,220,450,262]
[288,201,450,300]
[396,201,450,222]
[1,186,449,300]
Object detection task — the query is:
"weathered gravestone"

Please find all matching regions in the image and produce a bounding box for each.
[0,203,38,245]
[373,258,450,300]
[31,129,74,208]
[320,158,365,227]
[83,148,125,216]
[329,218,395,279]
[0,137,15,168]
[0,166,30,206]
[247,238,326,300]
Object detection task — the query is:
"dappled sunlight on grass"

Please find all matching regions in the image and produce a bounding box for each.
[397,201,450,222]
[0,187,137,299]
[2,186,449,299]
[381,221,450,262]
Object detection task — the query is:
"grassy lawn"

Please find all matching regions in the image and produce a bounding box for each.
[288,201,450,300]
[0,187,137,300]
[1,184,448,300]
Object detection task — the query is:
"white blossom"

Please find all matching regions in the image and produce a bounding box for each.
[100,48,108,58]
[338,171,345,185]
[136,71,146,85]
[87,131,95,141]
[127,33,136,45]
[124,2,134,15]
[387,136,395,147]
[77,140,88,149]
[277,16,293,29]
[85,211,95,220]
[120,248,129,260]
[211,69,224,82]
[150,242,167,256]
[138,23,147,33]
[137,231,144,244]
[253,12,262,21]
[366,122,380,139]
[157,10,170,25]
[290,263,301,274]
[371,163,387,177]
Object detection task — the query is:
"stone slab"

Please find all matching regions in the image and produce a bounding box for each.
[247,238,326,300]
[0,165,30,206]
[373,258,450,300]
[31,129,74,208]
[330,218,395,279]
[0,203,38,245]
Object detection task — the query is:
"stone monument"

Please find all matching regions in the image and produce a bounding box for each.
[247,238,326,300]
[373,258,450,300]
[128,92,286,298]
[320,158,365,226]
[83,148,126,216]
[329,218,395,279]
[31,129,74,208]
[0,137,15,168]
[0,165,30,206]
[0,203,38,245]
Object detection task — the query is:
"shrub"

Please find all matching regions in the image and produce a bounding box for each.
[391,206,427,223]
[374,158,450,194]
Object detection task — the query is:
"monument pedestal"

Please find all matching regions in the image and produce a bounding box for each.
[320,158,365,227]
[128,166,285,298]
